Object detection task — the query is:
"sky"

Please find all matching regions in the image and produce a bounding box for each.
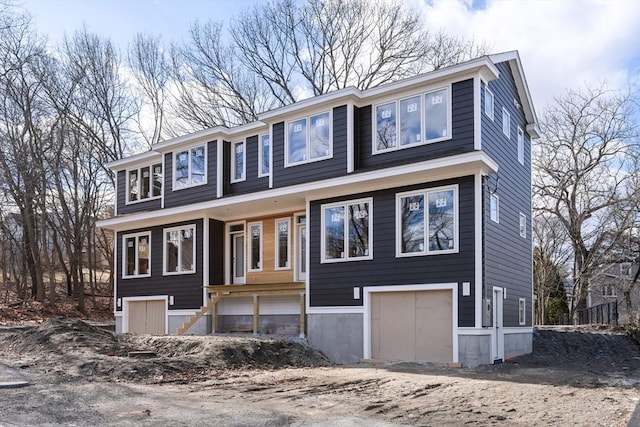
[18,0,640,116]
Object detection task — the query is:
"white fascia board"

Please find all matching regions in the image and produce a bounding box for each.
[153,122,269,153]
[258,88,361,121]
[106,150,162,171]
[97,151,499,231]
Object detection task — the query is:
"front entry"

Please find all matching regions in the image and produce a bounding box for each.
[231,229,245,284]
[492,287,504,363]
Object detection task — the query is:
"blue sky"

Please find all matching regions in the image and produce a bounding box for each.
[20,0,640,114]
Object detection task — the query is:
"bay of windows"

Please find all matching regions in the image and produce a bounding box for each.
[123,232,150,278]
[164,225,196,274]
[322,198,372,262]
[374,87,450,153]
[286,111,331,166]
[127,163,162,203]
[397,186,458,256]
[174,145,206,189]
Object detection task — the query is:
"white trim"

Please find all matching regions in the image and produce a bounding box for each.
[321,197,373,263]
[268,126,274,189]
[113,170,118,216]
[226,220,246,284]
[484,83,494,121]
[492,286,504,362]
[172,143,208,191]
[162,224,197,275]
[122,295,168,334]
[216,138,223,198]
[285,110,333,167]
[362,283,459,363]
[230,140,246,183]
[202,217,209,304]
[474,173,483,328]
[113,235,118,313]
[306,306,365,315]
[258,133,271,178]
[502,108,511,139]
[490,193,499,223]
[346,103,354,174]
[106,150,163,170]
[395,185,458,257]
[519,212,527,238]
[274,217,291,270]
[503,326,533,334]
[247,221,263,272]
[517,126,525,165]
[457,328,492,335]
[121,231,151,279]
[293,212,307,282]
[474,78,482,151]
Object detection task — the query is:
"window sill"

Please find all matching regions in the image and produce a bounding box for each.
[163,271,196,276]
[395,249,459,258]
[320,256,373,264]
[372,135,452,155]
[125,196,161,206]
[122,274,151,279]
[285,154,333,168]
[172,180,208,191]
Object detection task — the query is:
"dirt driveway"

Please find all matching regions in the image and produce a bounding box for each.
[1,319,639,426]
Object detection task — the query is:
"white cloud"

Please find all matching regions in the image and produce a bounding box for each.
[413,0,640,112]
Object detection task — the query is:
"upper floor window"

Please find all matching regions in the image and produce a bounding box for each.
[286,111,331,166]
[484,85,494,120]
[127,163,162,204]
[502,108,511,138]
[122,232,151,278]
[397,185,458,256]
[231,141,245,182]
[259,133,270,177]
[174,145,206,190]
[517,127,524,165]
[322,198,372,263]
[248,222,262,272]
[602,285,617,297]
[275,218,290,269]
[164,224,196,275]
[490,193,499,223]
[374,87,450,154]
[519,213,527,238]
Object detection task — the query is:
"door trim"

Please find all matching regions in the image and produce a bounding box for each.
[225,221,246,285]
[122,295,168,334]
[363,283,458,362]
[492,286,504,362]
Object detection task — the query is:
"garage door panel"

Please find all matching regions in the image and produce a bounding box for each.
[128,301,147,334]
[373,292,415,360]
[127,299,166,335]
[415,290,453,363]
[146,300,166,335]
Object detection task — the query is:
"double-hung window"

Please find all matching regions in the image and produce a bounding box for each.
[502,108,511,138]
[374,87,450,154]
[258,133,270,177]
[174,145,206,189]
[286,111,331,166]
[122,232,151,278]
[231,141,245,182]
[321,198,372,262]
[397,185,458,256]
[517,127,525,165]
[127,163,162,203]
[164,225,196,274]
[484,85,494,120]
[248,222,262,272]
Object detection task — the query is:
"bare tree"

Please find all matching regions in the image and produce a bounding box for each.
[533,85,640,321]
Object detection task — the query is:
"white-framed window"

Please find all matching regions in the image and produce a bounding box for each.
[286,111,331,166]
[484,84,494,120]
[275,218,291,270]
[602,285,617,297]
[519,298,526,325]
[126,163,162,204]
[519,213,527,238]
[163,224,196,275]
[258,133,270,177]
[517,127,524,165]
[174,145,206,190]
[396,185,458,256]
[374,86,451,154]
[231,140,245,182]
[490,193,499,223]
[122,232,151,278]
[621,262,633,277]
[322,198,373,263]
[248,222,262,272]
[502,108,510,138]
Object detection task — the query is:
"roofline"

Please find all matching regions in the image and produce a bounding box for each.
[105,150,161,170]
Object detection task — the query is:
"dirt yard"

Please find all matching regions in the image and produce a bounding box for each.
[1,319,639,426]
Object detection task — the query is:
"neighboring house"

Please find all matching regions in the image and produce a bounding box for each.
[97,51,538,366]
[588,262,639,324]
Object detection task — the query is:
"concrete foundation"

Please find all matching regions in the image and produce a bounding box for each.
[307,313,363,364]
[217,315,302,335]
[458,334,492,367]
[115,315,123,333]
[504,331,533,359]
[168,314,211,335]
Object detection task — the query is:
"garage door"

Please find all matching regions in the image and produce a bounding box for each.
[371,289,453,362]
[128,300,166,334]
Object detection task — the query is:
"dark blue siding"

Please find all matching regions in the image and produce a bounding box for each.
[356,79,475,171]
[209,219,224,285]
[482,62,533,327]
[116,219,204,310]
[164,141,217,208]
[116,170,162,214]
[272,105,348,188]
[308,176,476,327]
[224,136,269,196]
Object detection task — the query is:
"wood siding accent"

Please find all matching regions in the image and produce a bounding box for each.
[272,105,348,188]
[224,135,270,196]
[163,141,217,209]
[116,170,161,214]
[116,219,204,310]
[481,62,533,328]
[245,214,296,284]
[356,79,475,172]
[309,176,476,327]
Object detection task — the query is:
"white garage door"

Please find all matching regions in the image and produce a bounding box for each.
[371,289,453,363]
[128,300,166,334]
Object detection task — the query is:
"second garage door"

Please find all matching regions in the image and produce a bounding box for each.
[371,289,453,363]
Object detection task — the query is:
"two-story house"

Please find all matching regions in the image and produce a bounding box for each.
[98,51,538,366]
